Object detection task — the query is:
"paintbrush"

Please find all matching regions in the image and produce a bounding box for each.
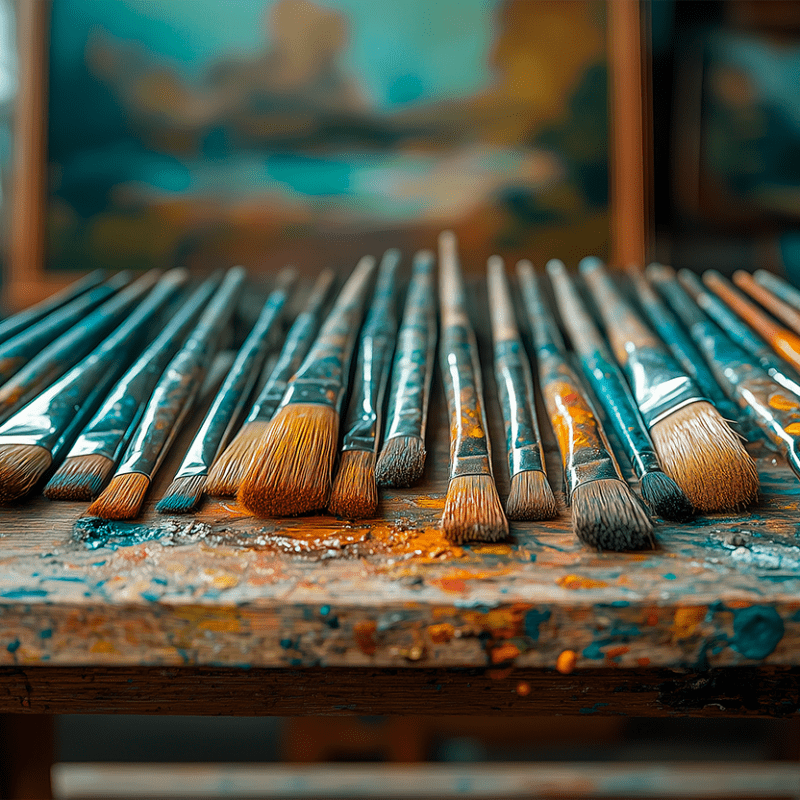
[734,270,800,335]
[238,255,377,517]
[328,251,401,519]
[546,260,691,521]
[628,265,742,425]
[375,250,437,488]
[486,256,557,521]
[0,270,188,503]
[88,267,246,520]
[703,270,800,374]
[43,274,222,501]
[156,269,296,514]
[438,231,507,543]
[753,270,800,314]
[0,270,106,345]
[0,270,162,424]
[206,269,335,496]
[651,265,800,403]
[665,271,800,479]
[0,272,131,384]
[517,261,653,550]
[580,257,757,513]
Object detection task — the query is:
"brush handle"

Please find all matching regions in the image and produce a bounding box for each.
[754,270,800,313]
[67,274,221,463]
[515,260,567,354]
[341,250,401,452]
[382,250,437,444]
[735,271,800,334]
[0,273,130,381]
[487,256,546,478]
[439,233,492,479]
[0,269,107,345]
[174,272,295,478]
[116,269,246,479]
[547,260,661,481]
[580,257,706,428]
[676,268,800,400]
[245,269,335,424]
[635,265,740,421]
[0,270,188,452]
[704,270,800,372]
[281,256,376,412]
[0,270,162,424]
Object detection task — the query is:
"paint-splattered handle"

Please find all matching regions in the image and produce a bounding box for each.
[441,324,493,479]
[284,256,376,412]
[383,251,437,443]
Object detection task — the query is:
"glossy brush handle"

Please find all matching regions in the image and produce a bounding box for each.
[488,257,546,478]
[516,260,566,354]
[382,250,436,444]
[283,255,376,412]
[175,273,294,477]
[245,269,335,424]
[341,251,401,452]
[754,270,800,312]
[547,260,660,481]
[735,271,800,334]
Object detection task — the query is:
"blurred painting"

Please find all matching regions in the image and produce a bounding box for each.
[47,0,609,276]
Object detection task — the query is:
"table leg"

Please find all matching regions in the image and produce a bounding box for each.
[0,715,54,799]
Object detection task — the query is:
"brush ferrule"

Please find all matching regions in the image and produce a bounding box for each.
[510,445,545,476]
[451,453,492,479]
[566,457,621,497]
[281,377,343,410]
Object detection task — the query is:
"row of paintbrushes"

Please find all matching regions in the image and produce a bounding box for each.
[0,234,799,551]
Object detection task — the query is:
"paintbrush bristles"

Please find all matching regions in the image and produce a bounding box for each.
[43,454,114,500]
[441,474,509,543]
[640,471,694,522]
[651,402,758,512]
[238,404,338,517]
[156,475,206,515]
[87,473,150,520]
[328,450,378,519]
[571,479,654,551]
[506,469,558,521]
[375,436,426,488]
[205,420,271,496]
[0,444,52,503]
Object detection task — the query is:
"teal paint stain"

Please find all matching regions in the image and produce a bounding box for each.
[320,605,330,616]
[91,561,106,567]
[1,589,48,599]
[663,573,677,580]
[73,517,165,550]
[140,592,160,603]
[731,606,784,660]
[529,552,537,562]
[582,642,604,660]
[6,639,19,653]
[580,702,609,714]
[280,638,293,649]
[524,608,551,640]
[152,577,167,586]
[39,629,52,639]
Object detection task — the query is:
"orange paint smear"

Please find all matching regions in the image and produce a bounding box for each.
[428,623,455,643]
[556,650,577,674]
[604,646,629,661]
[557,574,609,590]
[353,620,377,656]
[672,606,706,639]
[490,642,521,664]
[768,393,800,412]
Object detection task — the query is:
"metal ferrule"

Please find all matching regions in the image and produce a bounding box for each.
[624,345,707,428]
[494,339,545,478]
[565,455,622,498]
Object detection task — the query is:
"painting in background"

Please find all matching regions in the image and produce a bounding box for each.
[47,0,608,276]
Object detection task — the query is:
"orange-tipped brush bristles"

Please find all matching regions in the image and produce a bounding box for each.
[441,474,509,544]
[87,473,150,520]
[0,444,52,504]
[328,449,378,519]
[206,420,270,497]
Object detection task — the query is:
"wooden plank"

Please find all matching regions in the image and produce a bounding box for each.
[2,666,800,717]
[52,762,800,799]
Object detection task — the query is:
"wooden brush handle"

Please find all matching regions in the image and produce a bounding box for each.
[382,250,436,444]
[283,255,376,412]
[487,256,546,478]
[754,270,800,313]
[735,270,800,335]
[340,250,401,452]
[245,269,336,425]
[438,230,470,330]
[703,270,800,372]
[547,260,661,481]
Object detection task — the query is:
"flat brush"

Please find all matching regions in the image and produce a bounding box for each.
[157,269,296,514]
[703,270,800,374]
[0,270,106,345]
[667,271,800,479]
[629,265,741,425]
[328,251,401,519]
[0,273,131,384]
[0,270,187,504]
[487,256,557,521]
[238,255,377,517]
[580,257,757,513]
[206,269,335,496]
[734,270,800,335]
[0,270,162,424]
[88,267,246,520]
[653,265,800,402]
[517,261,653,551]
[547,260,691,522]
[375,250,437,488]
[438,232,507,543]
[44,274,222,501]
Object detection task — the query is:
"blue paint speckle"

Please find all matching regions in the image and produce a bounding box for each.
[580,702,609,714]
[39,629,52,639]
[1,589,48,599]
[280,638,293,649]
[6,639,20,653]
[529,553,537,562]
[320,605,330,616]
[524,608,551,640]
[731,606,784,660]
[663,573,677,580]
[582,642,605,660]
